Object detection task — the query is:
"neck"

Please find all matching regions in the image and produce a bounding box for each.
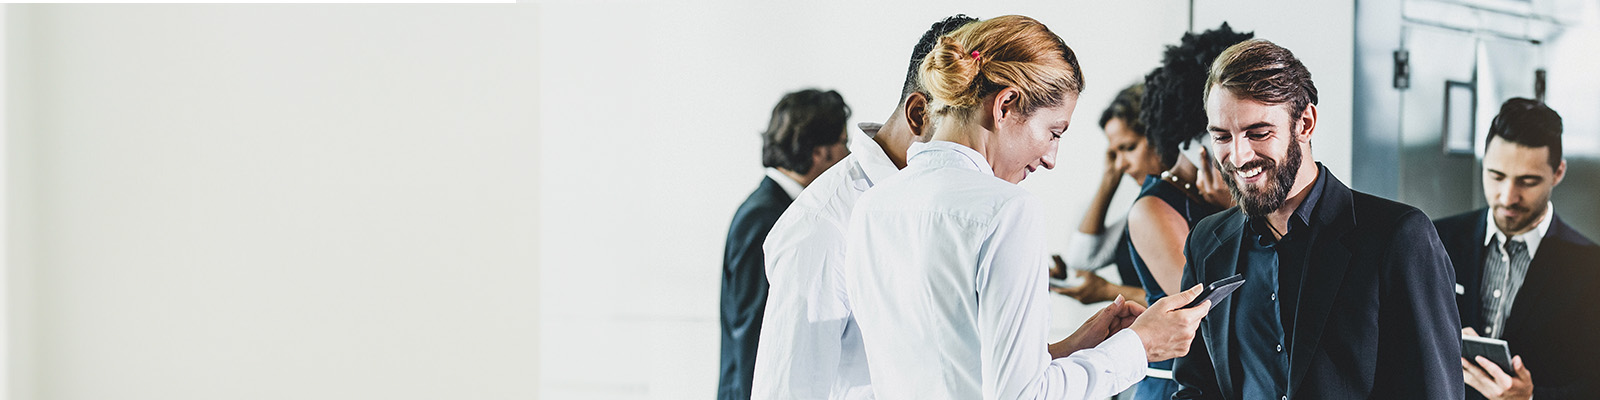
[875,115,915,169]
[778,167,813,188]
[930,116,991,165]
[1262,160,1320,238]
[1168,157,1198,183]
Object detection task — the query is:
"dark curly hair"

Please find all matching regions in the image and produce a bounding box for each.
[761,89,851,174]
[1099,83,1146,134]
[1140,23,1254,168]
[902,15,980,99]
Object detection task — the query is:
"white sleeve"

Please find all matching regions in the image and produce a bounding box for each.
[977,196,1146,400]
[753,210,850,399]
[1062,217,1128,270]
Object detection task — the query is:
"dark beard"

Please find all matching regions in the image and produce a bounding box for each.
[1221,132,1303,218]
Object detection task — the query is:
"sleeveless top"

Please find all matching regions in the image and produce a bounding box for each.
[1127,174,1224,376]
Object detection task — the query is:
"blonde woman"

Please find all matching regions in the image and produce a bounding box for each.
[843,15,1210,400]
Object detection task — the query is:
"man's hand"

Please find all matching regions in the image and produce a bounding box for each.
[1194,148,1235,209]
[1050,295,1145,358]
[1461,327,1534,400]
[1129,284,1210,362]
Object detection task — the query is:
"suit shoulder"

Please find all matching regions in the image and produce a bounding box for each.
[1432,208,1483,230]
[732,184,791,230]
[1350,191,1434,228]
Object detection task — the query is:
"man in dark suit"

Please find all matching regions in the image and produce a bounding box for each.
[720,89,850,400]
[1433,98,1600,400]
[1172,39,1463,399]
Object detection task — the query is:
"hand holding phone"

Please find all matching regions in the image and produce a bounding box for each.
[1180,274,1246,310]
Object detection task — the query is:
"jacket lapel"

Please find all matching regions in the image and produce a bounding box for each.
[1200,212,1246,399]
[1459,210,1489,330]
[1502,215,1574,337]
[1288,173,1356,397]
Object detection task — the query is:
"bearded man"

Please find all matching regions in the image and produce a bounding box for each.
[1169,39,1463,400]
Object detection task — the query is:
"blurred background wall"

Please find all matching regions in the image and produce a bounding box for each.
[7,5,540,400]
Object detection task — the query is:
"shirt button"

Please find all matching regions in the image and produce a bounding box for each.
[1275,344,1283,352]
[1486,326,1495,335]
[1281,396,1288,400]
[1493,289,1502,298]
[1271,292,1277,301]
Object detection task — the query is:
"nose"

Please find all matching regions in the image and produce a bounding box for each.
[1042,141,1059,170]
[1229,138,1256,168]
[1496,180,1520,207]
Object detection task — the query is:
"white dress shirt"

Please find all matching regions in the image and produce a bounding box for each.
[752,126,903,399]
[843,141,1146,400]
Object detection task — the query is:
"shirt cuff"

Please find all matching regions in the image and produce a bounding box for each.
[1099,328,1148,384]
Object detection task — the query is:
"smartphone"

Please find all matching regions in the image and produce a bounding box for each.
[1462,335,1516,376]
[1048,255,1087,289]
[1180,136,1208,168]
[1180,274,1245,310]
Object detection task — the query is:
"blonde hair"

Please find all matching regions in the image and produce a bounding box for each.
[918,15,1083,122]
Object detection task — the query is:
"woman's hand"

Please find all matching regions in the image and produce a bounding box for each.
[1194,147,1235,209]
[1052,269,1118,304]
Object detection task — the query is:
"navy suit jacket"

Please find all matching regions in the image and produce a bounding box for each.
[718,177,793,400]
[1173,170,1463,399]
[1434,209,1600,400]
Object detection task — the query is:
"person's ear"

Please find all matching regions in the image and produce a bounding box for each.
[990,87,1022,127]
[992,89,1017,121]
[1296,103,1318,143]
[1553,158,1567,186]
[903,92,929,138]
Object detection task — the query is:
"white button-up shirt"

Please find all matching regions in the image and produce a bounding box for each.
[753,125,904,399]
[843,141,1145,400]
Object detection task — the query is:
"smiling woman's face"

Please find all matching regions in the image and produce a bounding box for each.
[992,94,1078,184]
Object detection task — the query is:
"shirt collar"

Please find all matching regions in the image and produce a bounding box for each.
[764,167,805,200]
[1290,163,1329,228]
[908,140,994,176]
[1483,201,1554,258]
[849,122,900,187]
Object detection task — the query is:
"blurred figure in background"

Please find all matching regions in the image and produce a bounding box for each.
[1119,24,1252,400]
[753,14,975,400]
[721,89,850,400]
[844,15,1210,399]
[1050,83,1152,308]
[1433,98,1600,400]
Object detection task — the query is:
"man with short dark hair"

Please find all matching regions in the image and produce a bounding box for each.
[720,88,850,400]
[1434,98,1600,400]
[1171,39,1463,399]
[750,15,973,400]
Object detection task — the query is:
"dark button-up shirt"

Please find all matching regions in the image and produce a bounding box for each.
[1232,164,1327,400]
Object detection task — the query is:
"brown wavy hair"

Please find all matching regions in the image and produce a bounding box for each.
[918,15,1083,122]
[1204,39,1318,121]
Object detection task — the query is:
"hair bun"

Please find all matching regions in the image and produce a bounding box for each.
[913,15,1083,123]
[920,35,984,111]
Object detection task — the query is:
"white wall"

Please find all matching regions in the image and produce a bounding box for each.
[538,1,1354,399]
[8,5,540,400]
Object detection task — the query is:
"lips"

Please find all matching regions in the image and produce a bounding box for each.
[1238,166,1263,179]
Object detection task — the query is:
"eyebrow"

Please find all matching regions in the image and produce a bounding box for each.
[1208,121,1275,134]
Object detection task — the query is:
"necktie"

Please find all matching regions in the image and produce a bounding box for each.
[1481,239,1530,338]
